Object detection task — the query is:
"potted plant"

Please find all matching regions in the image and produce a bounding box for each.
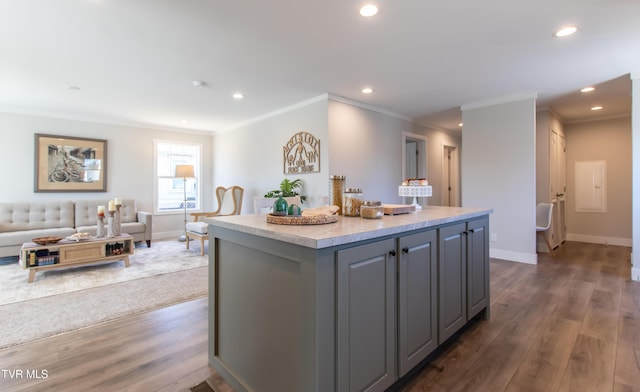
[264,178,307,204]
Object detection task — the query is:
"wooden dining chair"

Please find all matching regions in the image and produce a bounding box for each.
[185,186,244,255]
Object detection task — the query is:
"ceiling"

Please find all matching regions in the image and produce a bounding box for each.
[0,0,637,134]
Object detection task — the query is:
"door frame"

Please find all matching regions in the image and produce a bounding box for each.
[402,132,428,205]
[402,132,428,179]
[442,143,460,207]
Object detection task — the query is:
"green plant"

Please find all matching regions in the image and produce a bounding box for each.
[264,178,307,203]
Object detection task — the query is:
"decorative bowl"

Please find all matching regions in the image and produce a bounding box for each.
[32,236,64,245]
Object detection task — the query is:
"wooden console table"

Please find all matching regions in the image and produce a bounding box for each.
[20,234,134,283]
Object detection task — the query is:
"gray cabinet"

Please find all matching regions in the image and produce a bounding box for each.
[438,222,467,344]
[209,212,491,392]
[397,229,438,377]
[337,238,396,392]
[467,217,490,320]
[438,217,491,344]
[337,229,440,390]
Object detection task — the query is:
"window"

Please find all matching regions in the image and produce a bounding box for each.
[154,140,201,214]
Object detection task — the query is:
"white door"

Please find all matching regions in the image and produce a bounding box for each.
[550,130,558,199]
[558,134,566,197]
[406,141,418,179]
[442,145,460,207]
[557,135,567,243]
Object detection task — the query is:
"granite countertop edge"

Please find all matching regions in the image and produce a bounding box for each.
[208,206,493,249]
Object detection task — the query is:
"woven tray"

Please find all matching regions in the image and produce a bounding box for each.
[266,213,338,225]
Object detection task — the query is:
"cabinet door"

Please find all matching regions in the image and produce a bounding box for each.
[337,238,396,392]
[467,217,489,320]
[398,229,437,377]
[438,222,467,344]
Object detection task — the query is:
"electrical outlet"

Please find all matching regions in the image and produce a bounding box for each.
[491,233,497,242]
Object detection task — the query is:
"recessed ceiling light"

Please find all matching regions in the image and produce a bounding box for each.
[180,119,189,124]
[591,106,603,111]
[360,4,378,17]
[458,123,463,127]
[581,86,595,93]
[192,80,207,88]
[554,26,578,37]
[362,87,374,94]
[233,92,244,100]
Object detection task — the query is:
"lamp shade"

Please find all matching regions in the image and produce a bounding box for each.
[175,164,195,178]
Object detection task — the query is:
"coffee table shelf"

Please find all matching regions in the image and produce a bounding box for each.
[20,234,134,283]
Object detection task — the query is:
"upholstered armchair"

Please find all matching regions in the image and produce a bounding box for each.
[185,186,244,255]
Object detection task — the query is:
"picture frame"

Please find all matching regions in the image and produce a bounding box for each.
[34,133,108,192]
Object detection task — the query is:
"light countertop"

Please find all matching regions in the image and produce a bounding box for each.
[208,206,492,249]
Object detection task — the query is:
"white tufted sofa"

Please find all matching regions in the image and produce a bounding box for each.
[0,200,152,257]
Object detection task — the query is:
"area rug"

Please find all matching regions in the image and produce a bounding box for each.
[0,266,208,349]
[0,239,208,305]
[0,239,209,349]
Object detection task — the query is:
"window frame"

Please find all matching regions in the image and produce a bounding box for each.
[153,139,203,215]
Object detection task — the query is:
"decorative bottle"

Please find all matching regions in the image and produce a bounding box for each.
[273,196,288,216]
[329,175,346,215]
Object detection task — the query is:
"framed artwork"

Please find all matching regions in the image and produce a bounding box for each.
[34,133,108,192]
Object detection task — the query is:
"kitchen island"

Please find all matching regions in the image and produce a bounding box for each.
[208,206,492,392]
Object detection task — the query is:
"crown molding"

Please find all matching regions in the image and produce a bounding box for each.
[327,94,412,122]
[220,94,329,133]
[0,107,213,135]
[461,92,538,111]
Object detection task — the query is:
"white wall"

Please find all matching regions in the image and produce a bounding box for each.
[632,73,640,281]
[213,97,462,213]
[328,99,462,206]
[462,95,537,264]
[0,111,213,240]
[213,98,330,212]
[565,116,632,245]
[328,100,404,204]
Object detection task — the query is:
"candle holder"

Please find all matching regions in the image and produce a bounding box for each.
[107,211,115,238]
[96,215,105,238]
[114,204,122,236]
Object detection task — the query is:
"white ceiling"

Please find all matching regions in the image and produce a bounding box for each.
[0,0,638,133]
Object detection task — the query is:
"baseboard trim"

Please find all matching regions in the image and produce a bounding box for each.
[490,248,537,264]
[153,230,186,241]
[565,233,632,247]
[632,267,640,282]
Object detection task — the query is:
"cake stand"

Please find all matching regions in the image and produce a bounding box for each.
[398,185,432,210]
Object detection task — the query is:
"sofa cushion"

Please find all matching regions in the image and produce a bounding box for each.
[0,227,76,247]
[76,222,146,236]
[74,199,138,227]
[0,202,75,233]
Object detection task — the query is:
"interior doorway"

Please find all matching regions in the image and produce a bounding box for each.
[402,133,428,204]
[442,144,460,207]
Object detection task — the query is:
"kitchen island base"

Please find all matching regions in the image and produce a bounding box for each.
[209,208,491,392]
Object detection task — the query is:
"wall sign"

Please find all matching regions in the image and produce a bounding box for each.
[283,131,320,174]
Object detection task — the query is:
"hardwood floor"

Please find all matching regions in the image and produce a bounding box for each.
[400,242,640,392]
[0,241,638,392]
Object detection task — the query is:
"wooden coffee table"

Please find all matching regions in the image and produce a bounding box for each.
[20,234,134,283]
